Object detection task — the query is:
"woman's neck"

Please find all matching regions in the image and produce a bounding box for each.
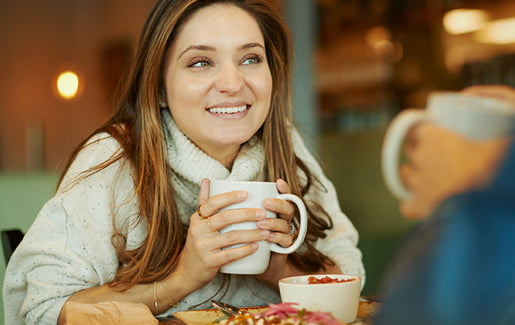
[205,144,241,169]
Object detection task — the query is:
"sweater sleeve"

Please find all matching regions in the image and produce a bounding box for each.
[291,129,366,285]
[2,134,143,325]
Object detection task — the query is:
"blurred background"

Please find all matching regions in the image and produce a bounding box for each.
[1,0,515,319]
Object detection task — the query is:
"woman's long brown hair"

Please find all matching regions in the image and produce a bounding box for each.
[58,0,334,290]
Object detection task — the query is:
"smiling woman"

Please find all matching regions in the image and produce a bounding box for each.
[164,4,273,167]
[2,1,364,324]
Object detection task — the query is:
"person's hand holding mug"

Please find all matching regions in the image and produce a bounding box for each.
[382,85,515,219]
[174,178,268,293]
[209,179,308,277]
[399,123,510,219]
[174,178,307,296]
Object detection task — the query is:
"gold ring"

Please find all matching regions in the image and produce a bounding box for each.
[197,204,208,219]
[207,217,218,232]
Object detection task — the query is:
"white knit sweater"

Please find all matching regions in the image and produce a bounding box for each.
[3,111,365,325]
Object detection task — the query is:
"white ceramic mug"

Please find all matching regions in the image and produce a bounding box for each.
[382,91,515,199]
[210,180,308,275]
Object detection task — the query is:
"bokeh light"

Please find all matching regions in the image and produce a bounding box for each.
[56,70,80,99]
[443,9,489,35]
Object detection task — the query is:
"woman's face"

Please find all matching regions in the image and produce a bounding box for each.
[164,3,273,165]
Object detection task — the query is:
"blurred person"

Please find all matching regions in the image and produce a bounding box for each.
[374,84,515,325]
[2,1,364,324]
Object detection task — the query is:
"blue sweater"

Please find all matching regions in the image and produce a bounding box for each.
[374,140,515,325]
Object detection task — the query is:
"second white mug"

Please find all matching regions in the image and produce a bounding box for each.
[381,91,515,199]
[209,180,308,275]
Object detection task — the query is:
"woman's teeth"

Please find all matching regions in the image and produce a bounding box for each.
[208,105,247,114]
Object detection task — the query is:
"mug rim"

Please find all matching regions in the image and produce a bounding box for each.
[428,91,515,113]
[210,180,274,184]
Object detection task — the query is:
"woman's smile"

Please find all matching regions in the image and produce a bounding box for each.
[207,104,250,118]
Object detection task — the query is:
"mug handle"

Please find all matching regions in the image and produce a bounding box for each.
[269,193,308,254]
[381,109,432,199]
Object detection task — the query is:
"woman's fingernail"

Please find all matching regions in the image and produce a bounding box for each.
[237,191,248,199]
[263,199,273,209]
[256,210,266,219]
[261,230,270,238]
[256,219,267,227]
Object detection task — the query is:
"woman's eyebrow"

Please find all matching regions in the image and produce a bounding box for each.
[177,42,265,59]
[178,45,215,59]
[242,42,265,50]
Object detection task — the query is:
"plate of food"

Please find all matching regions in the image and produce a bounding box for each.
[174,302,353,325]
[173,300,379,325]
[173,306,267,325]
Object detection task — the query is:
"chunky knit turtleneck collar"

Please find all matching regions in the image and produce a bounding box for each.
[161,109,265,223]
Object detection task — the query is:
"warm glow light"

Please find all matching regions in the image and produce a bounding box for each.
[443,9,489,34]
[56,70,80,99]
[475,18,515,44]
[365,26,391,48]
[365,26,403,62]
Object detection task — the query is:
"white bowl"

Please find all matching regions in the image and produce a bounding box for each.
[278,274,361,323]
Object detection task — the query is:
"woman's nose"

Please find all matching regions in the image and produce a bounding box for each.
[215,63,244,94]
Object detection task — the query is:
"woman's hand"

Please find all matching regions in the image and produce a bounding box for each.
[171,179,270,290]
[256,179,299,288]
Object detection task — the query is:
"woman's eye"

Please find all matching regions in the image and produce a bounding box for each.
[188,57,212,68]
[242,55,263,65]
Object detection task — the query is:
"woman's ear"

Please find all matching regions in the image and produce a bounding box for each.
[158,89,168,108]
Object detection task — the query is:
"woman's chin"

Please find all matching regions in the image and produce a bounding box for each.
[212,131,254,146]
